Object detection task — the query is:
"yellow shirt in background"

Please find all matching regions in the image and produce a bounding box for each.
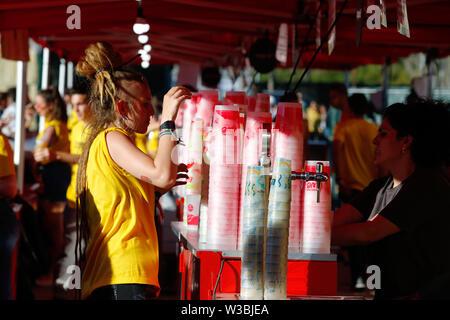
[306,106,321,132]
[0,133,15,178]
[134,132,148,154]
[333,118,378,191]
[67,108,79,133]
[66,121,89,208]
[82,127,159,299]
[147,130,159,159]
[36,119,70,153]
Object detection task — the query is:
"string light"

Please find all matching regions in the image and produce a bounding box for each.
[133,0,150,35]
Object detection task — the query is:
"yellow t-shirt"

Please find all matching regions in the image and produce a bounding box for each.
[333,118,378,191]
[0,133,15,178]
[306,106,321,132]
[66,121,89,208]
[81,127,159,299]
[36,118,70,154]
[67,108,79,133]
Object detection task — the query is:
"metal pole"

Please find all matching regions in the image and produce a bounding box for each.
[426,58,433,99]
[14,61,27,194]
[344,70,350,89]
[67,61,74,89]
[58,58,66,97]
[39,47,50,132]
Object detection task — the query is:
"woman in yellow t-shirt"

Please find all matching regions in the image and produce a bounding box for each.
[34,85,92,291]
[75,42,189,300]
[33,87,71,286]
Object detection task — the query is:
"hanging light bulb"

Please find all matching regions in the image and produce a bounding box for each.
[143,44,152,52]
[138,34,149,44]
[133,0,150,35]
[133,18,150,35]
[141,53,151,61]
[141,61,150,69]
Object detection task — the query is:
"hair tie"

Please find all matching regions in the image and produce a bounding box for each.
[94,68,108,76]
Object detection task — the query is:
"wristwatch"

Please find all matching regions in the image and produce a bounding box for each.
[160,120,175,131]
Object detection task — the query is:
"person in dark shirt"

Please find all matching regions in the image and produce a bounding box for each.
[331,100,450,299]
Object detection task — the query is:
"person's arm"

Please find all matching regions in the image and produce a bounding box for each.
[107,86,191,189]
[331,213,400,246]
[33,148,80,164]
[0,174,17,199]
[38,126,56,148]
[332,203,364,228]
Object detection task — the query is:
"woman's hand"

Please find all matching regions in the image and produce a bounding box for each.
[33,147,56,163]
[154,163,189,196]
[161,86,191,122]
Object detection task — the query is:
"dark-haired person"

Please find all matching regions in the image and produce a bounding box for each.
[32,88,71,287]
[332,100,450,299]
[75,42,188,300]
[332,93,382,290]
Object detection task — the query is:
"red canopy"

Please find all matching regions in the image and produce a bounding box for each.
[0,0,449,69]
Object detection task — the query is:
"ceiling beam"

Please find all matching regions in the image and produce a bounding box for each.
[163,0,295,19]
[0,0,126,10]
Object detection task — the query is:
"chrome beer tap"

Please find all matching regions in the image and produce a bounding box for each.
[291,162,329,203]
[257,128,328,203]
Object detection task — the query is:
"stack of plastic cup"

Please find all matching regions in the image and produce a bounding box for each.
[246,95,256,113]
[200,126,212,217]
[180,93,198,165]
[240,166,266,300]
[225,91,246,105]
[185,119,203,196]
[238,112,272,249]
[300,160,332,254]
[255,93,271,112]
[264,158,292,300]
[272,102,304,250]
[197,90,219,127]
[207,105,241,246]
[175,100,184,128]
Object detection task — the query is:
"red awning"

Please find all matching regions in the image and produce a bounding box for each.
[0,0,449,69]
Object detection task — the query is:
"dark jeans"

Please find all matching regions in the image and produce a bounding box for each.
[87,284,158,300]
[0,199,20,300]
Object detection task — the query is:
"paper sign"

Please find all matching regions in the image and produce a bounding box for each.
[397,0,410,38]
[276,23,288,65]
[380,0,387,27]
[328,0,336,55]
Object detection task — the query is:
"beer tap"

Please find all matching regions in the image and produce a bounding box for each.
[257,128,328,203]
[291,162,329,202]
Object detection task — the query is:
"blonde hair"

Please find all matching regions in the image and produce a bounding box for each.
[74,42,146,289]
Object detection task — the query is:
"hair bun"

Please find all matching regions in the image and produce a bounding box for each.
[76,42,123,78]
